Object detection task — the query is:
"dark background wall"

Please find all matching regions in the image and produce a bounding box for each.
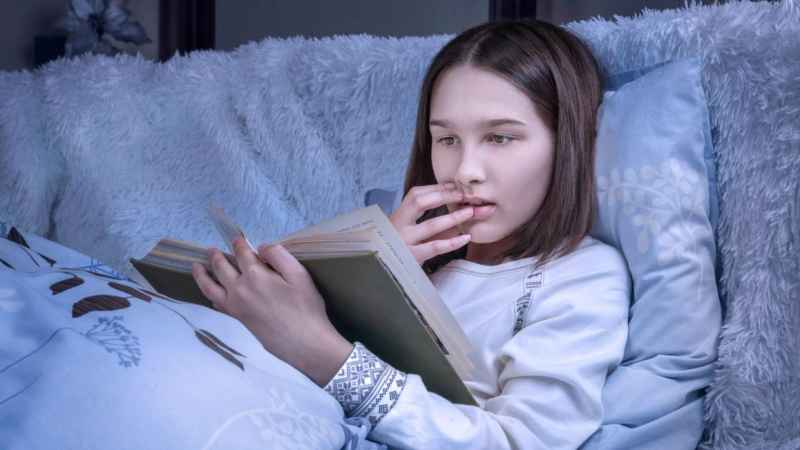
[538,0,718,24]
[0,0,720,72]
[0,0,159,72]
[215,0,488,51]
[214,0,714,52]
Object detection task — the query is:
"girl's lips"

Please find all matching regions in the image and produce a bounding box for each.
[464,203,496,220]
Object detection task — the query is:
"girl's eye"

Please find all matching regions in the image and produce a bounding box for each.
[437,136,457,146]
[489,134,514,145]
[435,135,514,146]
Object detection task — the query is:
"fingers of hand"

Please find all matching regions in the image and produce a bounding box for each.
[407,187,463,222]
[391,183,459,226]
[413,205,473,243]
[192,262,227,307]
[415,233,472,263]
[257,244,306,284]
[407,182,457,199]
[233,236,260,272]
[207,247,240,289]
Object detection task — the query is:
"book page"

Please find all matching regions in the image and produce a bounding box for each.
[209,204,257,253]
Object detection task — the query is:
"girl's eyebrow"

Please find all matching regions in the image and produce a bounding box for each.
[429,118,527,128]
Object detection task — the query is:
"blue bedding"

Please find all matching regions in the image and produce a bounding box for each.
[0,223,383,450]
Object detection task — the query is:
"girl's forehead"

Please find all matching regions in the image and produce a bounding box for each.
[430,66,538,126]
[433,65,517,95]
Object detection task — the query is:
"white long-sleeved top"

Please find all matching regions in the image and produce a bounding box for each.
[324,235,631,450]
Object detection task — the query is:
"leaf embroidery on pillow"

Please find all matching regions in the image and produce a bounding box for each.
[597,158,704,263]
[83,316,141,367]
[200,329,245,357]
[72,295,131,318]
[44,269,248,370]
[195,329,244,370]
[105,269,247,367]
[138,287,168,300]
[108,282,151,302]
[36,252,56,267]
[7,227,29,248]
[0,231,248,372]
[0,316,142,396]
[5,227,45,268]
[50,274,85,294]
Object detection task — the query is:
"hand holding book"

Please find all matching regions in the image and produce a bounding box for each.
[191,236,354,387]
[130,203,480,405]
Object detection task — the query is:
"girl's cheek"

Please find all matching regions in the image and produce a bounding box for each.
[431,149,456,175]
[430,153,446,179]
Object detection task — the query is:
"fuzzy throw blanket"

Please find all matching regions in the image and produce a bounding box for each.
[1,1,798,449]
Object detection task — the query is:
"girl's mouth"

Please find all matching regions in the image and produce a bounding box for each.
[459,203,496,219]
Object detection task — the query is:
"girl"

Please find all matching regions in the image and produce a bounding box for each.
[192,20,631,450]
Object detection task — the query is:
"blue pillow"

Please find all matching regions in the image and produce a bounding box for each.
[582,58,722,449]
[0,224,371,450]
[364,188,402,216]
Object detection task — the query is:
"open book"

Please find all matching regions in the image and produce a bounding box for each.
[130,204,479,406]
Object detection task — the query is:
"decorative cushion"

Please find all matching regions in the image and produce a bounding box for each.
[582,57,721,449]
[364,188,402,216]
[0,223,361,450]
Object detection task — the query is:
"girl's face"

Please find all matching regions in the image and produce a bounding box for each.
[430,64,555,264]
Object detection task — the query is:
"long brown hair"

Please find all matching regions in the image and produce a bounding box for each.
[404,20,604,275]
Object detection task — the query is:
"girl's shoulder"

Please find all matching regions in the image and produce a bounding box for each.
[514,237,631,328]
[560,235,626,268]
[537,235,628,283]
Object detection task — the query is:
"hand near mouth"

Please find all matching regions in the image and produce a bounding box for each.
[389,182,476,265]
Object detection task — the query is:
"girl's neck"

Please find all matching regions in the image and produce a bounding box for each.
[464,238,516,266]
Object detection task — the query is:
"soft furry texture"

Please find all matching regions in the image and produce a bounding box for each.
[0,1,798,449]
[0,36,450,275]
[567,2,800,448]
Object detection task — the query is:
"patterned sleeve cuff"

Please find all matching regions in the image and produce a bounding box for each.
[323,341,407,426]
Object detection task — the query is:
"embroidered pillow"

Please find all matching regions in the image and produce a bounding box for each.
[581,58,722,449]
[0,223,360,450]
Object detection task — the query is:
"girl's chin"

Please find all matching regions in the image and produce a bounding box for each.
[459,218,496,239]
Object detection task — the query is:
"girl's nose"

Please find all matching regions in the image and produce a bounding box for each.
[453,145,486,188]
